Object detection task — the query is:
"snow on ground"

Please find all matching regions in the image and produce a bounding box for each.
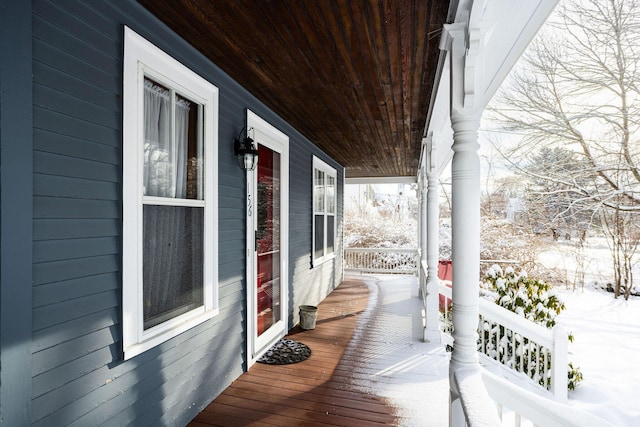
[557,285,640,426]
[538,237,640,426]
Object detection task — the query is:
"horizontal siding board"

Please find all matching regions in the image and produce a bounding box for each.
[32,290,119,332]
[52,0,122,39]
[32,325,117,379]
[33,128,120,164]
[108,322,245,427]
[32,308,118,353]
[33,345,116,399]
[33,271,118,308]
[34,174,118,201]
[34,107,119,148]
[34,0,119,53]
[34,197,119,219]
[219,229,248,245]
[218,183,244,199]
[33,12,119,76]
[34,218,119,241]
[218,195,245,211]
[34,62,120,113]
[219,218,244,231]
[219,207,245,222]
[34,236,118,265]
[33,255,119,286]
[34,151,119,182]
[218,253,246,270]
[76,336,243,427]
[34,83,120,129]
[32,38,118,97]
[34,300,245,426]
[217,284,243,303]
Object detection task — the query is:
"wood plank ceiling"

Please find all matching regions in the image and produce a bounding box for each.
[137,0,451,178]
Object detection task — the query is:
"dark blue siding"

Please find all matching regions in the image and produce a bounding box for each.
[288,146,344,324]
[0,1,34,425]
[26,0,345,425]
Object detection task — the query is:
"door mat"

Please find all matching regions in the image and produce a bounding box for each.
[257,338,311,365]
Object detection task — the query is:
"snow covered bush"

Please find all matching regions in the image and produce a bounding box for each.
[482,265,564,327]
[344,213,417,248]
[481,265,583,391]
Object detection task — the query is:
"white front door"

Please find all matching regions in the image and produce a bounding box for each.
[246,111,289,364]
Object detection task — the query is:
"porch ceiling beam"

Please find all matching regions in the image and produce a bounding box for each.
[346,176,417,185]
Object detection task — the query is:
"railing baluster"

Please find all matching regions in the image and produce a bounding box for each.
[343,248,419,274]
[511,329,516,370]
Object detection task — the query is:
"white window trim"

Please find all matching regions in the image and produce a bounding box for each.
[312,156,337,266]
[122,27,219,359]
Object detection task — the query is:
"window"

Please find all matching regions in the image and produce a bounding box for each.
[122,27,218,359]
[312,156,336,265]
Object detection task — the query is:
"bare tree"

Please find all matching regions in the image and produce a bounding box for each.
[489,0,640,298]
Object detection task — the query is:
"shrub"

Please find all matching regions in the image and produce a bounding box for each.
[481,265,583,391]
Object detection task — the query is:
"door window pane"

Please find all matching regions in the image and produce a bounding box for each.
[257,145,281,336]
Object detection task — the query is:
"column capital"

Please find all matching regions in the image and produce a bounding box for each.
[441,16,491,118]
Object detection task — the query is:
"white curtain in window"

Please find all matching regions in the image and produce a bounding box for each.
[174,97,190,199]
[143,80,189,198]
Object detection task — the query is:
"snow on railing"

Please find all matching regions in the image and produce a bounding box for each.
[482,369,614,427]
[344,248,418,274]
[439,280,568,401]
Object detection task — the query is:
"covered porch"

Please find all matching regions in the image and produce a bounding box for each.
[190,274,449,426]
[140,1,593,425]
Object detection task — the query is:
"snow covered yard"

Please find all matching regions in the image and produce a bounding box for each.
[537,238,640,426]
[558,286,640,426]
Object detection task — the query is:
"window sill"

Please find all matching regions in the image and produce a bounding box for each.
[312,253,335,268]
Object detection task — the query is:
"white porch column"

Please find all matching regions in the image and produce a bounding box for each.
[449,114,481,369]
[442,20,485,426]
[424,134,441,342]
[418,167,427,301]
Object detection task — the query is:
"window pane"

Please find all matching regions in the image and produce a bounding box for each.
[314,215,324,259]
[143,79,171,197]
[314,169,325,212]
[143,205,204,330]
[326,215,335,254]
[144,78,202,200]
[176,94,202,200]
[327,175,335,214]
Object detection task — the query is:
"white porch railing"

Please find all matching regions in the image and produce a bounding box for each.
[439,282,568,401]
[419,260,613,427]
[344,247,418,274]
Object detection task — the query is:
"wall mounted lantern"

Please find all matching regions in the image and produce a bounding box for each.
[233,127,259,171]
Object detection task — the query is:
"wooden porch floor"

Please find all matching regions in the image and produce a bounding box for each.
[185,267,618,427]
[189,277,399,426]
